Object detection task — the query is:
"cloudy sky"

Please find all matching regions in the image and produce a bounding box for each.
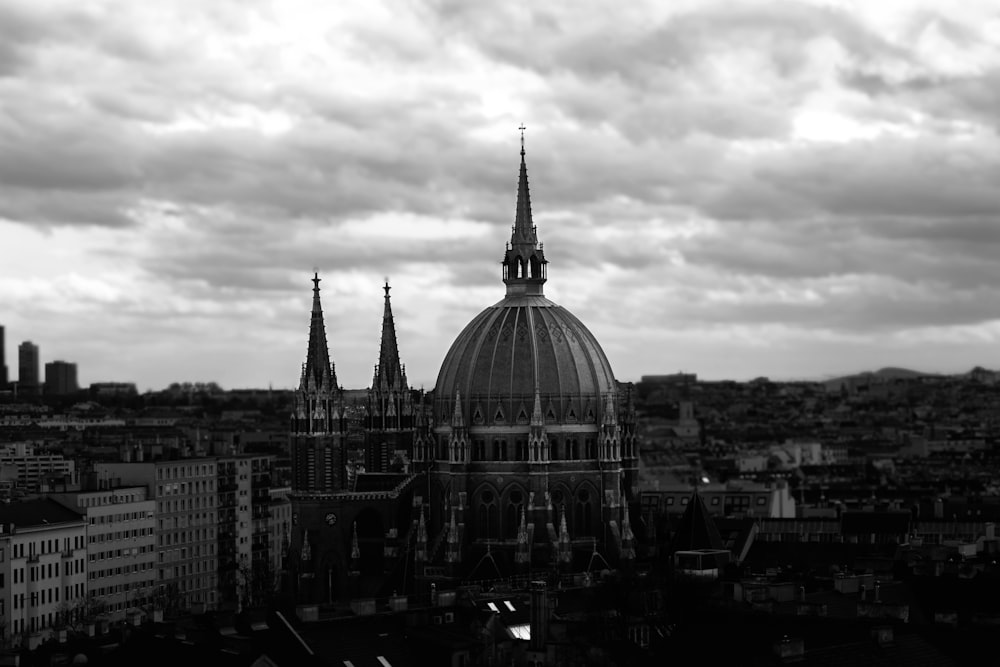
[1,0,999,391]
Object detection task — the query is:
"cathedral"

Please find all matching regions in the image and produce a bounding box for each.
[286,141,638,603]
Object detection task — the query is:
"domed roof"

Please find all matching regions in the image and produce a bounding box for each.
[434,141,617,419]
[436,294,617,405]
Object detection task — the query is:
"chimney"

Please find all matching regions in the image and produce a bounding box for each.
[871,626,893,647]
[874,580,881,603]
[773,636,805,663]
[529,581,549,651]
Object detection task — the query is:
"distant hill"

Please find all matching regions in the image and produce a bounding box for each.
[822,367,940,390]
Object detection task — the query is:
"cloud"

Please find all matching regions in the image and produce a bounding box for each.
[2,0,999,388]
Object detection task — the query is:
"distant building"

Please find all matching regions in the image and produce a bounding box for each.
[18,341,39,396]
[0,324,8,389]
[89,382,139,398]
[49,486,156,622]
[0,443,76,496]
[0,499,88,646]
[95,460,220,613]
[641,373,698,384]
[44,360,78,395]
[640,480,796,520]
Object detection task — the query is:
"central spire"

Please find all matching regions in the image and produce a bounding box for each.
[503,128,548,296]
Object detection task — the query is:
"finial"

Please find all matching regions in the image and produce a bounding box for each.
[383,278,390,298]
[312,271,321,290]
[518,123,526,156]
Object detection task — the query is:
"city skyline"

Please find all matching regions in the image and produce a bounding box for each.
[2,1,999,391]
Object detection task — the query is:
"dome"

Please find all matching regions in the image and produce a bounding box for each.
[435,294,617,417]
[433,141,617,424]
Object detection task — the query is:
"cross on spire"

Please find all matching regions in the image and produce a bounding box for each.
[518,124,526,155]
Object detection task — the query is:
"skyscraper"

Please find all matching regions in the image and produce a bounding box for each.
[0,325,7,389]
[18,341,39,396]
[44,360,79,395]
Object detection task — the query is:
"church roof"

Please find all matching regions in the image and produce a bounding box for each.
[670,491,725,553]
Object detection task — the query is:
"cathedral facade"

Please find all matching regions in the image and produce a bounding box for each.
[287,143,637,602]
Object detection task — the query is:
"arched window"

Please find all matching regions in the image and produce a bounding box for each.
[585,438,596,459]
[505,489,524,538]
[473,439,486,461]
[575,488,593,536]
[529,255,540,278]
[478,490,499,540]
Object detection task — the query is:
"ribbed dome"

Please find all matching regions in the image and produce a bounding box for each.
[435,294,617,421]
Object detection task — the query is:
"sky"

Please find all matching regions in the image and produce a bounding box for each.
[1,0,999,392]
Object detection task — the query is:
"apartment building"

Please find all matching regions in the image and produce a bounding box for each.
[50,486,156,622]
[0,500,88,646]
[95,460,219,612]
[217,454,276,608]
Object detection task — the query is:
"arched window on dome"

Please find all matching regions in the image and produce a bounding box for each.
[492,439,508,461]
[515,439,528,461]
[505,489,525,538]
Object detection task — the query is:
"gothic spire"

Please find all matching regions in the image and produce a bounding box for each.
[513,131,536,246]
[373,280,406,391]
[503,129,548,296]
[300,272,337,393]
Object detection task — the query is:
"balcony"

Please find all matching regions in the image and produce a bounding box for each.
[27,553,39,563]
[61,549,74,558]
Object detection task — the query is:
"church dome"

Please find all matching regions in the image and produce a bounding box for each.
[436,295,617,414]
[434,142,617,423]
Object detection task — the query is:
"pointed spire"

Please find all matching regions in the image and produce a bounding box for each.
[415,506,428,563]
[300,272,337,393]
[513,129,536,246]
[620,506,635,562]
[515,507,530,565]
[558,506,572,565]
[531,390,544,426]
[373,280,406,393]
[503,129,548,296]
[446,505,461,564]
[452,390,465,428]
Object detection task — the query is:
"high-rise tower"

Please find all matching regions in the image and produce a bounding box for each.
[18,341,39,396]
[0,325,7,389]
